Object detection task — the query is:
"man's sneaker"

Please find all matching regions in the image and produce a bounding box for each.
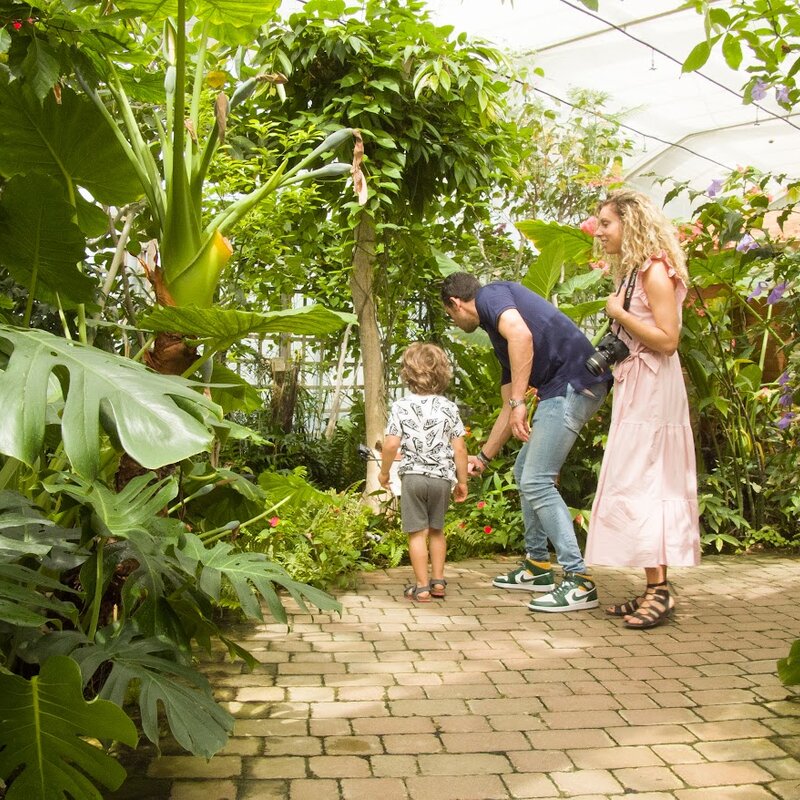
[527,573,599,612]
[492,559,555,592]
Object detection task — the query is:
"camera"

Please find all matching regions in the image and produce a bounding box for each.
[585,331,630,376]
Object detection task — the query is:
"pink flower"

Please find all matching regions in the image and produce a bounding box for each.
[580,216,598,236]
[589,260,609,275]
[574,513,584,525]
[476,500,486,509]
[483,526,493,534]
[269,516,280,527]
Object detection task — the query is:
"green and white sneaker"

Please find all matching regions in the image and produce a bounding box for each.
[527,573,599,612]
[492,558,555,592]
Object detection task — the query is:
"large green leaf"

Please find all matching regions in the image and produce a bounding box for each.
[522,241,564,300]
[516,219,594,265]
[0,655,138,800]
[115,0,279,28]
[70,626,234,758]
[177,532,341,623]
[0,175,93,307]
[209,361,263,413]
[0,564,79,627]
[47,475,189,617]
[0,82,143,206]
[258,467,337,511]
[0,324,222,478]
[140,304,357,353]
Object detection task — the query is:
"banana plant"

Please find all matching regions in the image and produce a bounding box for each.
[0,0,363,359]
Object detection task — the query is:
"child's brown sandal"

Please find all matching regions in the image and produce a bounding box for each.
[430,578,447,599]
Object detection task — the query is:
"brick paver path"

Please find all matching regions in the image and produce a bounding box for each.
[114,554,800,800]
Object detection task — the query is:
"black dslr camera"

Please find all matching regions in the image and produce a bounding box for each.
[585,331,630,376]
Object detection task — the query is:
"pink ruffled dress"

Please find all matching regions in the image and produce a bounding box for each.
[586,255,701,568]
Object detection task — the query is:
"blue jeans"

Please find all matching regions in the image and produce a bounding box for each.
[513,383,607,575]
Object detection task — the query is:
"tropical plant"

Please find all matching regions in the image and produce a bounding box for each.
[251,0,522,505]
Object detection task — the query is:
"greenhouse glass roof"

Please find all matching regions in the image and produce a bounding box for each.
[429,0,800,216]
[280,0,799,217]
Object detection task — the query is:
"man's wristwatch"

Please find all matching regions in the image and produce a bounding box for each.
[508,398,525,409]
[476,450,491,467]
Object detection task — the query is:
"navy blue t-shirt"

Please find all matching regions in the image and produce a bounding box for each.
[475,282,611,400]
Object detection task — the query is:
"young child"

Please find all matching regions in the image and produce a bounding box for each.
[379,343,468,602]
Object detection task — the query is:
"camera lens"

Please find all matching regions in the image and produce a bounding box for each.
[585,351,608,376]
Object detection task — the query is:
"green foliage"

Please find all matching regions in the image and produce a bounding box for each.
[664,167,800,550]
[685,0,800,108]
[446,467,525,557]
[239,490,381,589]
[0,324,222,479]
[0,655,138,800]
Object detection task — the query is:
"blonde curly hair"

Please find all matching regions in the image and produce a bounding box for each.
[598,189,688,284]
[400,342,453,395]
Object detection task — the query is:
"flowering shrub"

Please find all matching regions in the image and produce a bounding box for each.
[664,166,800,551]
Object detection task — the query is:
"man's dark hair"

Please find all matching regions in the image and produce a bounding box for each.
[440,272,481,307]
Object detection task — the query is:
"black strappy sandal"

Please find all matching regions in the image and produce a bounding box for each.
[430,578,447,598]
[623,581,673,629]
[605,582,659,617]
[403,584,432,603]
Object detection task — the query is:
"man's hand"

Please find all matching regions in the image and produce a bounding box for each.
[378,471,391,490]
[467,455,486,477]
[509,403,530,442]
[453,481,468,502]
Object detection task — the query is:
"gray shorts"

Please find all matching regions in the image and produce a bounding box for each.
[400,473,451,533]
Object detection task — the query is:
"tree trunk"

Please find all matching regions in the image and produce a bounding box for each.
[350,215,388,511]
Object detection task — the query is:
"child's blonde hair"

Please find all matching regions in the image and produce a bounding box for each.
[599,188,688,283]
[400,342,452,395]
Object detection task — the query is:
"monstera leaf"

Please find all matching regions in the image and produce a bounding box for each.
[177,532,341,623]
[0,324,222,478]
[0,655,138,800]
[68,626,234,758]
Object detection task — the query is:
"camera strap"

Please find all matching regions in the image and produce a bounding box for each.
[621,267,639,311]
[613,267,639,338]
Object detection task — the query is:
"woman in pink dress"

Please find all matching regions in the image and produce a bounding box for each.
[585,189,700,630]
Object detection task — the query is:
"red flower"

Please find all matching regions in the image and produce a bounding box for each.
[269,516,280,527]
[574,513,584,526]
[483,526,493,534]
[476,500,486,509]
[12,21,22,30]
[458,521,466,529]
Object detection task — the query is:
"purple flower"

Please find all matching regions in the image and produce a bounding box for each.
[747,281,767,301]
[706,178,724,197]
[752,79,768,101]
[767,281,788,305]
[779,392,793,407]
[776,85,790,105]
[778,371,790,387]
[777,412,795,430]
[736,233,758,253]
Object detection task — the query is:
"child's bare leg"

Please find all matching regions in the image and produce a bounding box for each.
[429,528,446,580]
[407,529,431,591]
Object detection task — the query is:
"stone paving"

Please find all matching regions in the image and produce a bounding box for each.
[113,554,800,800]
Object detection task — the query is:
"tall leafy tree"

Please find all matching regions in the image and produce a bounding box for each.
[257,0,520,502]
